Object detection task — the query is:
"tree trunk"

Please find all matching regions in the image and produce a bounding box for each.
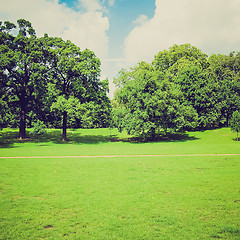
[62,111,67,141]
[19,108,27,140]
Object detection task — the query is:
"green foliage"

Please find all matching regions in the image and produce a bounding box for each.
[113,62,198,139]
[1,20,239,136]
[174,65,221,128]
[229,111,240,141]
[0,19,48,139]
[209,53,240,125]
[152,44,209,73]
[150,44,239,130]
[51,96,81,116]
[0,19,111,139]
[30,120,46,137]
[0,99,8,129]
[41,36,110,140]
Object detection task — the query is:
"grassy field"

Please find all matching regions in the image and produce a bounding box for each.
[0,128,239,239]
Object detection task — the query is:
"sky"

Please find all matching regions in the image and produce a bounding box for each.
[1,0,240,98]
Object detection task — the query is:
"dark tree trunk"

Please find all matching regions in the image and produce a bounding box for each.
[62,111,67,141]
[19,108,27,140]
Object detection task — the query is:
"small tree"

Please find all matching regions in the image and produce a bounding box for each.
[50,96,81,141]
[30,120,46,143]
[229,111,240,141]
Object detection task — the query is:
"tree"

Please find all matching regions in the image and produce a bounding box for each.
[0,19,47,139]
[174,64,221,129]
[30,120,46,139]
[113,62,198,140]
[152,44,238,129]
[229,111,240,141]
[42,36,104,141]
[152,44,209,75]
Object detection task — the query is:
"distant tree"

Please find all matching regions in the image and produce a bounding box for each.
[229,111,240,141]
[0,19,47,139]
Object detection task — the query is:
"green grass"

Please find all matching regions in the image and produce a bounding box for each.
[0,127,239,157]
[0,128,239,239]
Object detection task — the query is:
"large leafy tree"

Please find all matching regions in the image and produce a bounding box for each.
[174,64,222,129]
[113,62,198,140]
[152,44,240,129]
[0,19,47,139]
[152,44,233,129]
[42,36,105,141]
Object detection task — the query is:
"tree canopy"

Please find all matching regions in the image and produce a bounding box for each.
[113,62,198,139]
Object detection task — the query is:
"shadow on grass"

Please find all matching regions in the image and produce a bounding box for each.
[0,129,199,148]
[0,130,19,148]
[111,132,199,143]
[0,129,114,148]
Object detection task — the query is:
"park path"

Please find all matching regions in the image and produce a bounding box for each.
[0,154,240,159]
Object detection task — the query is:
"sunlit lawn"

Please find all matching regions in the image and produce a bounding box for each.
[0,128,239,239]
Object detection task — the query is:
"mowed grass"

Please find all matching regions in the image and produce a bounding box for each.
[0,128,239,239]
[0,127,240,157]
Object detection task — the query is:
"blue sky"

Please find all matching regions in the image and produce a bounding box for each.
[1,0,240,97]
[57,0,156,61]
[106,0,155,58]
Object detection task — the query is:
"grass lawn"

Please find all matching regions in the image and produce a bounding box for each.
[0,128,239,239]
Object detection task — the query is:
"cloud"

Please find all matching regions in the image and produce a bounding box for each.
[133,15,148,26]
[0,0,109,60]
[124,0,240,65]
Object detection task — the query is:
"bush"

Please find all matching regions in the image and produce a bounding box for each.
[30,120,46,138]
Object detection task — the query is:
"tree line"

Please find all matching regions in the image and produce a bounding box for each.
[112,44,240,140]
[1,20,239,141]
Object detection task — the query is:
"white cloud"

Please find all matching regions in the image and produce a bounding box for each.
[0,0,109,60]
[124,0,240,65]
[133,15,148,26]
